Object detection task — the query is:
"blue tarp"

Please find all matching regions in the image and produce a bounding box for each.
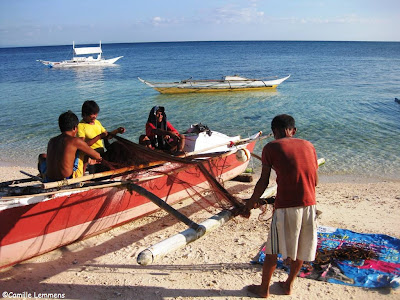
[255,226,400,289]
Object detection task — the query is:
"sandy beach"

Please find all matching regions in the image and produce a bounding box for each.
[1,166,399,300]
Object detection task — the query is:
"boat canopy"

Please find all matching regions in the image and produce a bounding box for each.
[74,47,102,56]
[223,75,249,81]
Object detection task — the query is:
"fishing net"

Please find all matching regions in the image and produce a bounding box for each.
[98,136,248,216]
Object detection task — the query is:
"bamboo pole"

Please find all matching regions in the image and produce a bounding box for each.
[42,160,166,189]
[19,171,43,182]
[0,174,167,201]
[0,177,39,187]
[250,152,262,161]
[126,183,201,230]
[0,181,128,200]
[136,158,326,265]
[137,209,233,265]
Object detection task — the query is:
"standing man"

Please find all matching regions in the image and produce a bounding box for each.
[245,114,319,298]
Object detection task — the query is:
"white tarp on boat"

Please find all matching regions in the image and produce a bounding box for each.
[74,47,102,55]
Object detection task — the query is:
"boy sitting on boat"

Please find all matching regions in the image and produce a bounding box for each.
[77,100,125,174]
[39,111,102,182]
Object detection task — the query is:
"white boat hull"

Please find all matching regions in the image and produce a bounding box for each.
[38,56,123,68]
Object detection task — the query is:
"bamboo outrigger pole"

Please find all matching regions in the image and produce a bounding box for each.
[42,160,166,189]
[137,183,280,266]
[136,158,326,265]
[137,209,233,265]
[126,183,201,231]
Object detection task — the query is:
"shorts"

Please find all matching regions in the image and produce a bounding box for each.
[265,205,317,262]
[40,155,82,183]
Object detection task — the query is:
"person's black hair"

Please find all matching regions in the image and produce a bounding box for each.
[271,114,296,130]
[147,106,166,126]
[59,110,79,132]
[82,100,100,117]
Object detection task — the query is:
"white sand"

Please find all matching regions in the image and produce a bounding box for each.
[1,166,400,299]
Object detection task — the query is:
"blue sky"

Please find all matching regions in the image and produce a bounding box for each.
[1,0,399,47]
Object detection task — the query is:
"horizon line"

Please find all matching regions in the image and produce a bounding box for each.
[1,39,400,49]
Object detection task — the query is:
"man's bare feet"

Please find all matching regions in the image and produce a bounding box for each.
[278,281,292,295]
[246,284,269,298]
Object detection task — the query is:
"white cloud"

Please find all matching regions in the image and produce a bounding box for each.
[213,4,266,24]
[150,16,184,27]
[152,16,162,26]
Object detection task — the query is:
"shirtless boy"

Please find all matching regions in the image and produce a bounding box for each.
[45,111,102,182]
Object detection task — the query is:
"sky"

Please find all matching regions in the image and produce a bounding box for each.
[1,0,399,47]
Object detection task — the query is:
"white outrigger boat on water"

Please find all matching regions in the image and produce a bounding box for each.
[37,41,123,68]
[138,75,290,94]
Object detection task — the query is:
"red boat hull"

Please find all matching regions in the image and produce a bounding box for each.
[0,142,255,268]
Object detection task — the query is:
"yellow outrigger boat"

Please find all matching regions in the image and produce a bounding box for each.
[138,75,290,94]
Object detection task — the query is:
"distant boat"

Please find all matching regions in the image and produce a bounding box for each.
[37,41,123,68]
[395,98,400,104]
[138,75,291,94]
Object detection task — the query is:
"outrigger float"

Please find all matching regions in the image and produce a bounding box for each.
[137,157,325,265]
[138,75,290,94]
[0,128,265,269]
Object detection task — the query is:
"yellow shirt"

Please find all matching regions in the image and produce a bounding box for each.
[77,119,106,150]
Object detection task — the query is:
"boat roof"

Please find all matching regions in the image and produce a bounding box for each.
[74,46,102,56]
[223,75,249,81]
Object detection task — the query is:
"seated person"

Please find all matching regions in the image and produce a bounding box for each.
[144,106,185,154]
[41,111,102,182]
[77,100,125,173]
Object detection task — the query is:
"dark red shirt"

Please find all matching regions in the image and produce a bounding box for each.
[262,137,318,209]
[146,121,179,138]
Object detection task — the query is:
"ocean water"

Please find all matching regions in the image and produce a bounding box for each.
[0,41,399,180]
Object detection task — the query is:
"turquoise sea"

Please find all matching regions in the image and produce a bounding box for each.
[0,41,399,180]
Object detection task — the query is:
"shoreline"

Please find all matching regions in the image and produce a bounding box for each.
[1,165,399,299]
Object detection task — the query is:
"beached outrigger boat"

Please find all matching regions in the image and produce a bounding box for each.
[138,75,290,94]
[37,41,123,68]
[0,128,263,269]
